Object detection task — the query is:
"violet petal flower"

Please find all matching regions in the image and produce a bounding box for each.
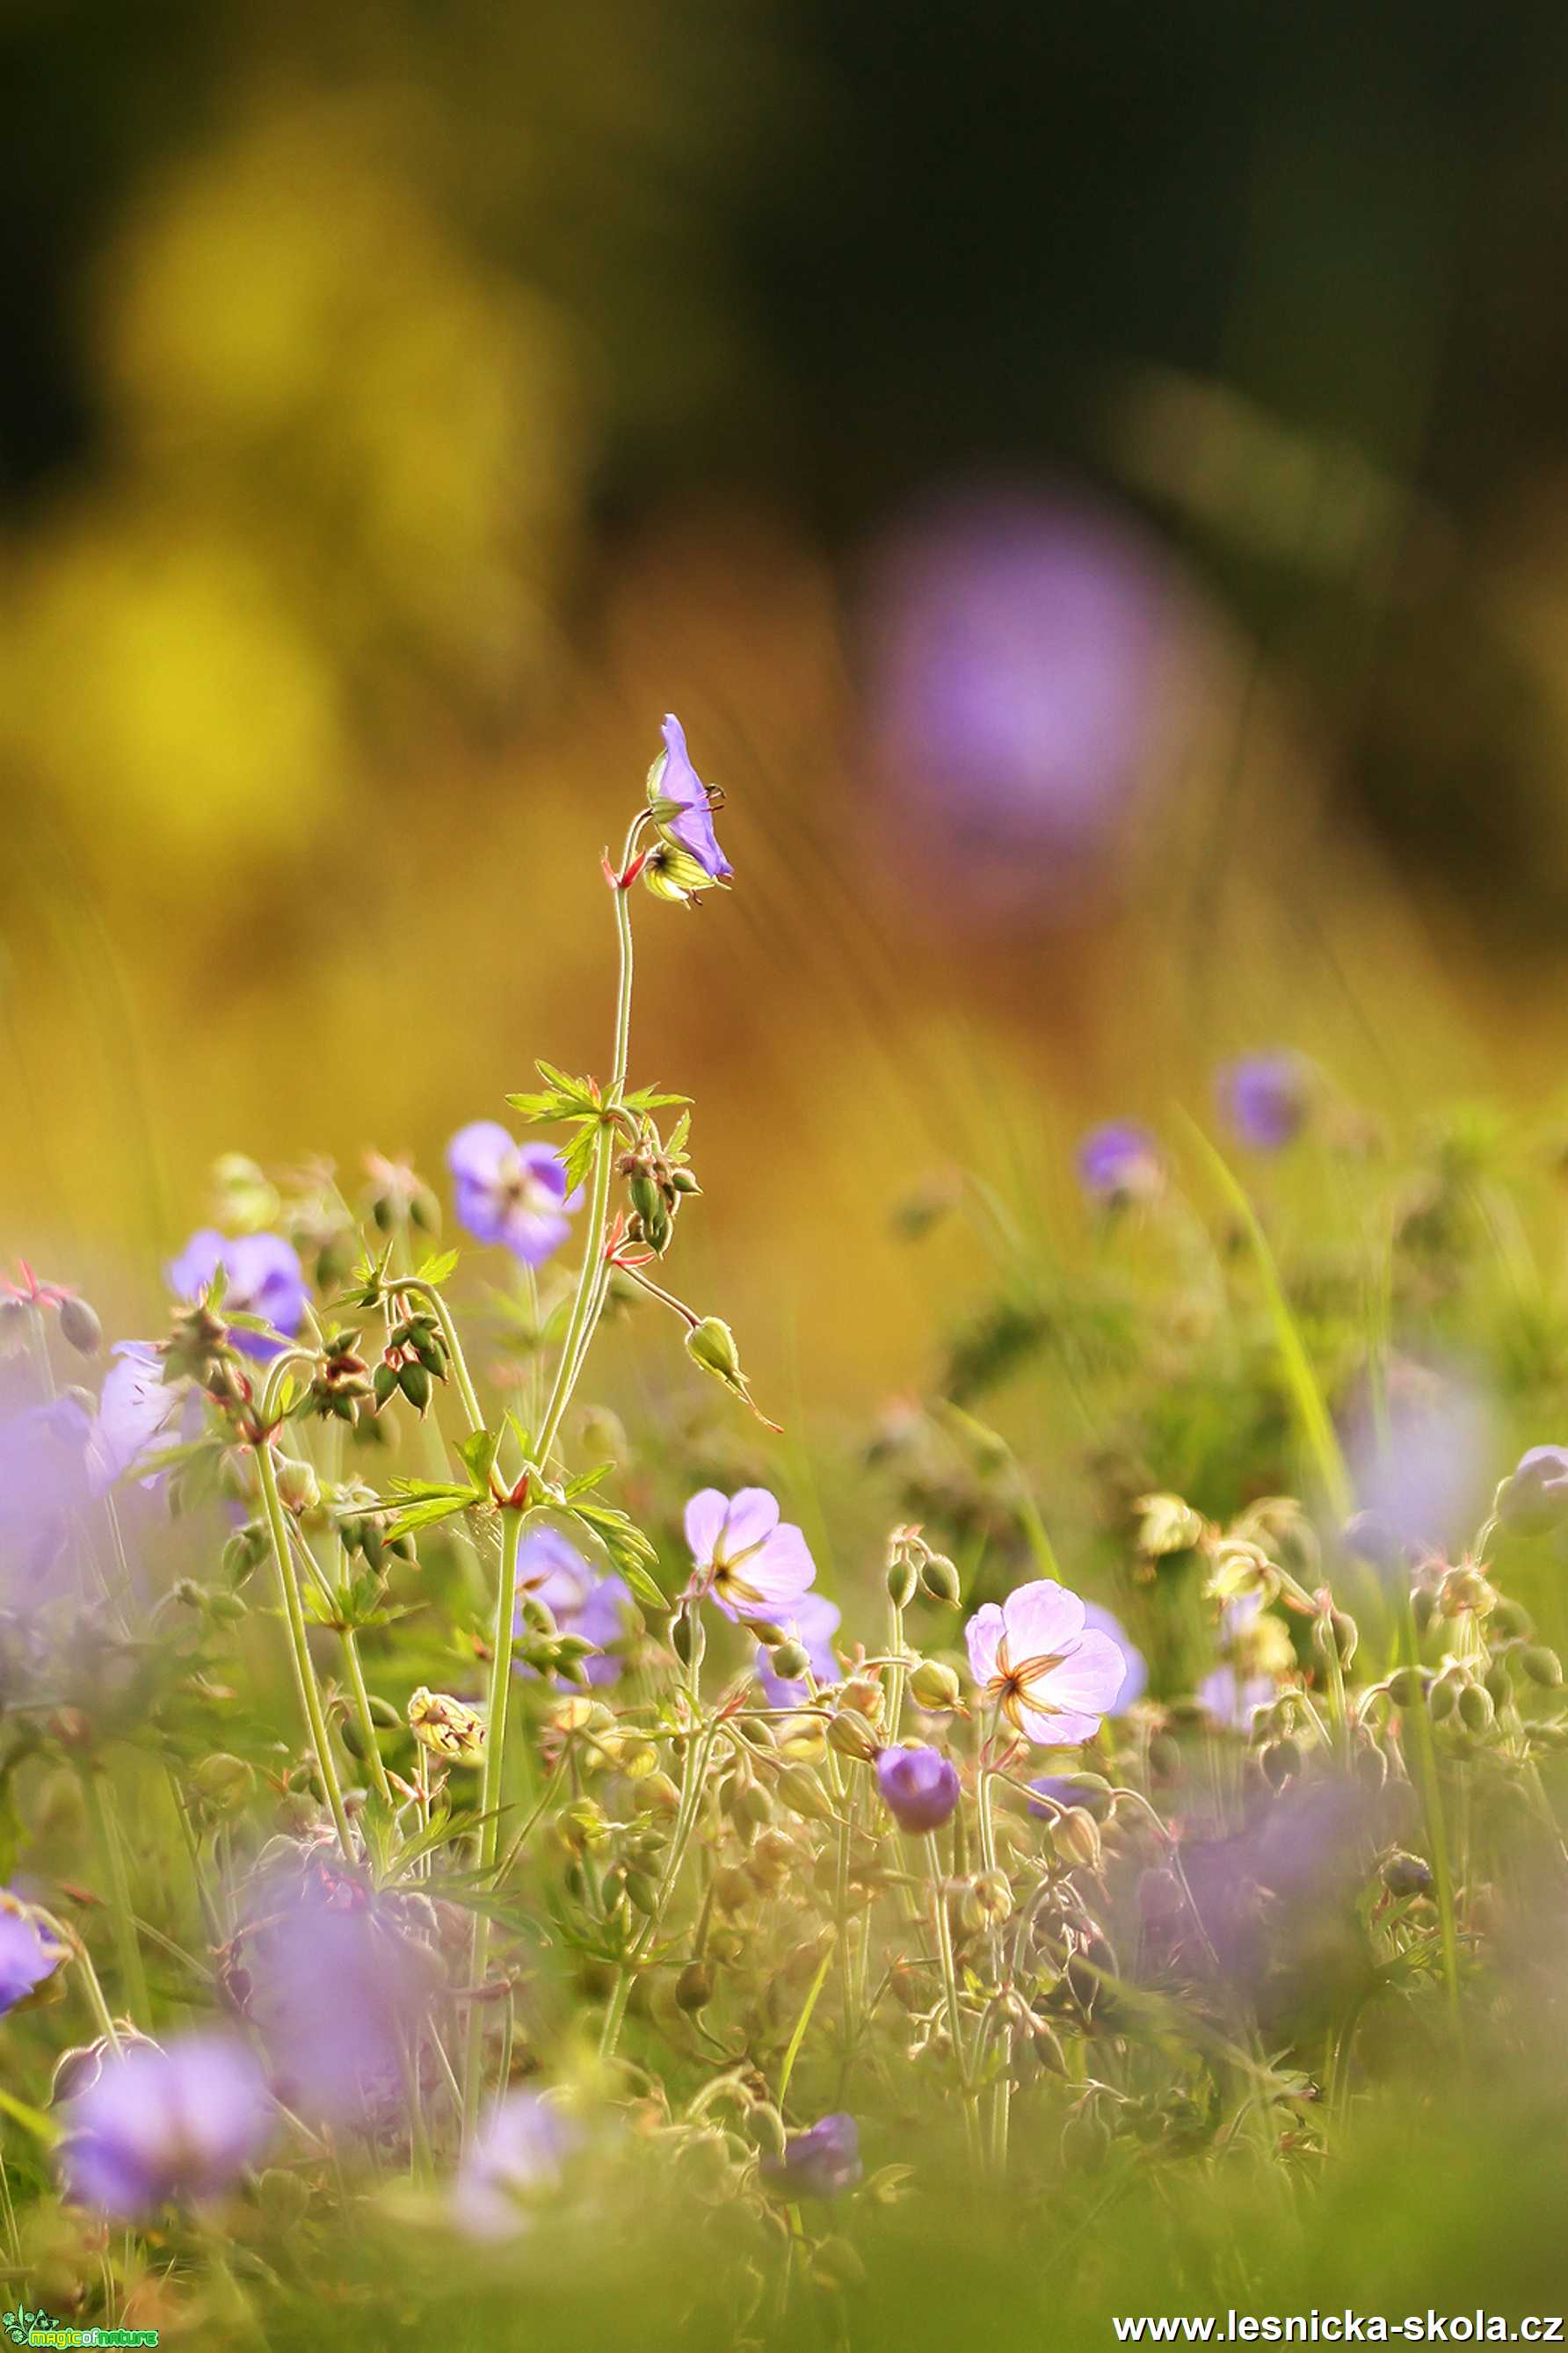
[446,1125,577,1267]
[1197,1664,1275,1731]
[1217,1052,1313,1151]
[965,1579,1127,1745]
[650,715,731,882]
[0,1893,67,2012]
[239,1868,435,2127]
[875,1744,962,1834]
[87,1343,188,1497]
[454,2091,576,2239]
[513,1527,633,1687]
[60,2032,272,2219]
[1494,1445,1568,1537]
[685,1487,817,1624]
[0,1392,91,1595]
[761,2111,861,2200]
[166,1230,307,1361]
[754,1590,842,1705]
[1076,1122,1164,1206]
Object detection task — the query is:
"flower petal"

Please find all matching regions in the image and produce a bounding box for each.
[1000,1579,1086,1659]
[722,1487,782,1557]
[684,1488,730,1565]
[1027,1628,1127,1720]
[964,1602,1005,1687]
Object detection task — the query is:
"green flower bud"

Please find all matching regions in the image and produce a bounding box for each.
[683,1316,780,1431]
[776,1764,836,1823]
[192,1753,256,1812]
[1388,1665,1431,1709]
[886,1553,919,1609]
[961,1869,1013,1933]
[1457,1681,1494,1734]
[1050,1808,1103,1871]
[919,1553,962,1607]
[397,1361,432,1413]
[826,1708,880,1761]
[907,1658,962,1712]
[676,1960,714,2013]
[670,1607,706,1672]
[769,1638,811,1683]
[273,1455,320,1514]
[1522,1645,1563,1688]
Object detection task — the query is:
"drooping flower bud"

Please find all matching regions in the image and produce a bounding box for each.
[907,1658,962,1712]
[827,1708,880,1762]
[919,1553,962,1607]
[407,1687,487,1766]
[1493,1445,1568,1537]
[683,1317,780,1432]
[56,1296,102,1355]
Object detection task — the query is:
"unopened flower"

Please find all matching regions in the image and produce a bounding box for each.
[1134,1492,1207,1556]
[513,1528,633,1688]
[1494,1445,1568,1537]
[446,1125,577,1266]
[875,1745,961,1834]
[755,1591,841,1705]
[647,714,731,884]
[686,1488,817,1625]
[1077,1123,1164,1207]
[0,1892,68,2012]
[166,1231,307,1362]
[59,2032,272,2219]
[964,1580,1126,1744]
[454,2091,577,2239]
[761,2111,861,2199]
[1216,1052,1313,1151]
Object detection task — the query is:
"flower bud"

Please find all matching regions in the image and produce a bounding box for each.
[827,1708,880,1761]
[838,1676,884,1727]
[635,1771,682,1816]
[683,1316,779,1430]
[273,1454,320,1514]
[1427,1672,1462,1724]
[1050,1807,1103,1871]
[56,1296,102,1355]
[769,1638,811,1684]
[192,1753,255,1812]
[1312,1609,1358,1669]
[961,1869,1013,1931]
[907,1658,962,1712]
[1490,1598,1533,1643]
[397,1361,432,1413]
[1388,1666,1431,1709]
[1136,1492,1207,1556]
[1522,1645,1563,1688]
[1260,1737,1302,1790]
[1457,1681,1494,1734]
[1382,1850,1434,1899]
[886,1554,918,1609]
[1493,1445,1568,1537]
[919,1553,962,1607]
[670,1608,706,1673]
[776,1764,836,1823]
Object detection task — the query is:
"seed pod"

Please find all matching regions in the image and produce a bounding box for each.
[372,1362,399,1411]
[397,1361,432,1413]
[1484,1659,1512,1710]
[1522,1645,1563,1688]
[670,1608,706,1672]
[886,1554,918,1609]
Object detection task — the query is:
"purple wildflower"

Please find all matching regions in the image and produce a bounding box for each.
[446,1125,577,1267]
[60,2032,272,2219]
[86,1343,189,1497]
[650,715,731,882]
[964,1579,1127,1745]
[1216,1052,1313,1151]
[513,1527,633,1688]
[754,1590,842,1705]
[0,1893,67,2012]
[762,2111,861,2200]
[166,1231,307,1362]
[685,1487,817,1625]
[236,1862,436,2127]
[1076,1122,1164,1207]
[875,1745,962,1834]
[1197,1664,1276,1731]
[0,1391,91,1591]
[1494,1445,1568,1537]
[1346,1363,1492,1560]
[454,2091,576,2239]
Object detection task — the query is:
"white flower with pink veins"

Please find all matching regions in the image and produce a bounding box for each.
[964,1578,1128,1744]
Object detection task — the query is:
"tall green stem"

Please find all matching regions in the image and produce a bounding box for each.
[76,1769,149,2029]
[256,1438,353,1851]
[461,1506,525,2139]
[536,829,639,1468]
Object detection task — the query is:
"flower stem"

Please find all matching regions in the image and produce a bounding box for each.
[461,1505,525,2140]
[77,1762,150,2029]
[255,1436,353,1852]
[535,824,639,1468]
[342,1630,394,1808]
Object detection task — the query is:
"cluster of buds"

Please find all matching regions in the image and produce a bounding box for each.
[373,1311,448,1416]
[616,1136,700,1260]
[884,1526,962,1610]
[364,1152,440,1239]
[309,1330,376,1425]
[336,1483,417,1574]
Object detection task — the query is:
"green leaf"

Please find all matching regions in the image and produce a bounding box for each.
[458,1427,502,1494]
[566,1500,665,1612]
[416,1246,460,1287]
[382,1478,484,1543]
